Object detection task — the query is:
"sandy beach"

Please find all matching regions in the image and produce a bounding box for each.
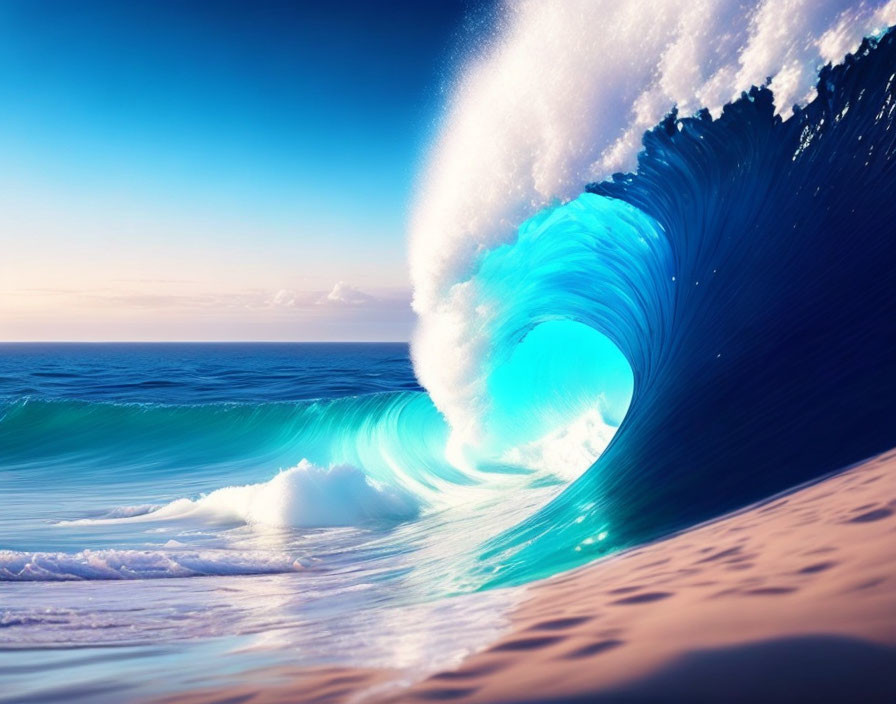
[158,449,896,703]
[394,450,896,703]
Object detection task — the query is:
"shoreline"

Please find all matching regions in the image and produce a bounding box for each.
[154,449,896,703]
[393,449,896,703]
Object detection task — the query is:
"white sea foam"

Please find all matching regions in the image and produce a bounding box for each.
[502,408,620,480]
[410,0,896,462]
[66,460,420,530]
[0,548,304,581]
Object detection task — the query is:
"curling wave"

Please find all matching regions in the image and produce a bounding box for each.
[400,2,896,588]
[467,28,896,585]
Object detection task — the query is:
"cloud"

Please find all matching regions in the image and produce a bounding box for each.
[6,282,409,314]
[266,289,302,308]
[319,281,376,307]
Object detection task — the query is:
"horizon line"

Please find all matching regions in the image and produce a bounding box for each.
[0,339,412,344]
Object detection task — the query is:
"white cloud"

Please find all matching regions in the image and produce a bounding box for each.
[266,289,300,308]
[320,281,376,307]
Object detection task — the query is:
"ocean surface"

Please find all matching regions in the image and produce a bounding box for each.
[3,8,896,704]
[0,343,533,703]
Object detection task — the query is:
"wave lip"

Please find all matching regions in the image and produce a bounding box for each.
[0,548,305,582]
[410,0,896,312]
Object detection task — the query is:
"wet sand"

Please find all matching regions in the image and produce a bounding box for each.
[158,449,896,703]
[396,449,896,703]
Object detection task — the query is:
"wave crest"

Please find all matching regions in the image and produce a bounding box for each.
[411,0,896,457]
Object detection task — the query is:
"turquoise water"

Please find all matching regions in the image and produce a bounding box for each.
[0,342,618,702]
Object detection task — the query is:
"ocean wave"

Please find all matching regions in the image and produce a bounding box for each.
[471,28,896,585]
[0,394,455,497]
[410,0,896,456]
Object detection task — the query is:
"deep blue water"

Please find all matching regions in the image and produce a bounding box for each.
[0,342,420,404]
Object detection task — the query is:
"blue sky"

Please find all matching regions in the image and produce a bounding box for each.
[0,0,486,340]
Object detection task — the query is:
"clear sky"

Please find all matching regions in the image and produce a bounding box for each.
[0,0,483,341]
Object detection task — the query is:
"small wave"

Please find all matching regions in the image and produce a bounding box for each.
[67,460,421,529]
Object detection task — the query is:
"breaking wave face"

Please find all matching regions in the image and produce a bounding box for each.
[411,0,896,586]
[4,2,896,591]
